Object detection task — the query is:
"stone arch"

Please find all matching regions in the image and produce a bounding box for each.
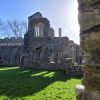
[35,48,41,62]
[34,23,45,37]
[28,17,50,38]
[50,50,55,63]
[57,51,64,64]
[43,48,50,63]
[0,56,2,65]
[71,45,76,63]
[20,55,24,67]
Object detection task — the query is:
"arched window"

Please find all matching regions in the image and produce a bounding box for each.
[36,49,41,62]
[34,23,44,37]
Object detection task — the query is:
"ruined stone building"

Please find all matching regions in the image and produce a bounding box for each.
[20,12,83,72]
[0,12,83,74]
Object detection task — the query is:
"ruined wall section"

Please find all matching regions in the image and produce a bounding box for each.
[24,12,54,54]
[21,12,83,75]
[78,0,100,99]
[0,37,23,66]
[22,37,71,69]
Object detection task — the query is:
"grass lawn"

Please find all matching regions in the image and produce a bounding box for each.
[0,67,81,100]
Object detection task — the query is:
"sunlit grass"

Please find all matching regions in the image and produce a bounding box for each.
[0,67,18,70]
[0,67,81,100]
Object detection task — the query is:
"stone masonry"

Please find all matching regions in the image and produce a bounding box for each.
[20,12,83,75]
[0,12,83,75]
[77,0,100,99]
[0,37,23,66]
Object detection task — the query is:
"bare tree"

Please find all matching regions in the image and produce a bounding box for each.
[7,20,28,38]
[0,19,10,38]
[0,19,28,38]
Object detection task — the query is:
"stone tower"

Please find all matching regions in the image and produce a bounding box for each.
[28,12,50,38]
[24,12,54,53]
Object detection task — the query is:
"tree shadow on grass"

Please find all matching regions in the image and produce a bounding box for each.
[0,67,81,98]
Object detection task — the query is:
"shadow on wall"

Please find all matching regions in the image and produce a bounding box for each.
[0,67,81,98]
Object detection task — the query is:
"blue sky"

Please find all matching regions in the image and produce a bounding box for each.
[0,0,80,44]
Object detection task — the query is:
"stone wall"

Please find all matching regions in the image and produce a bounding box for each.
[77,0,100,99]
[0,37,23,66]
[21,12,83,75]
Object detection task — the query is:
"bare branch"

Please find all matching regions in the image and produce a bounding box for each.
[0,19,27,38]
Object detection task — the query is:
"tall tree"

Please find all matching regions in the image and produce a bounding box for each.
[0,19,27,38]
[7,20,27,38]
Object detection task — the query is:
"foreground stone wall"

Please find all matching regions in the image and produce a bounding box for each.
[77,0,100,99]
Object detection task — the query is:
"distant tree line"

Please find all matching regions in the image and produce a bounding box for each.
[0,19,28,38]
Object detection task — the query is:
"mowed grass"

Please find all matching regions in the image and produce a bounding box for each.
[0,67,81,100]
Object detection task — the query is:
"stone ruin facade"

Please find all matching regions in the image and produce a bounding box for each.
[0,37,23,66]
[20,12,83,75]
[75,0,100,100]
[0,12,83,75]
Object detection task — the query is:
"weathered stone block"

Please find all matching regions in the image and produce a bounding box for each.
[81,32,100,62]
[75,85,84,100]
[79,12,100,33]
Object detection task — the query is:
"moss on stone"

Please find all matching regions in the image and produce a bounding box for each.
[81,32,100,62]
[83,65,100,91]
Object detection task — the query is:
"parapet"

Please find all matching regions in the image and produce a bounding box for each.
[0,37,24,47]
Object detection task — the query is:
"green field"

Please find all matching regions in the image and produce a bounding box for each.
[0,67,81,100]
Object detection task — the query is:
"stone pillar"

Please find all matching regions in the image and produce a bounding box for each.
[77,0,100,100]
[59,28,62,37]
